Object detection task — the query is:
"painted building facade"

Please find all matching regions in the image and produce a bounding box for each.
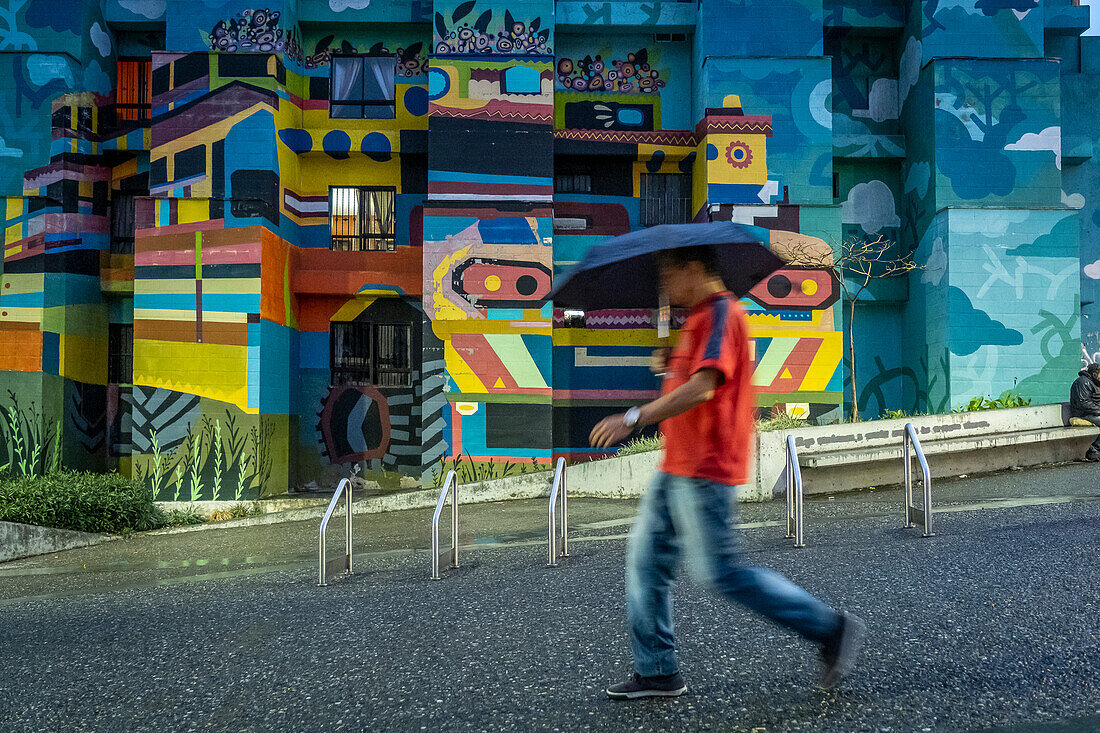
[0,0,1095,497]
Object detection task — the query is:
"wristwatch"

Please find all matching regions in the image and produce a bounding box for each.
[623,406,642,432]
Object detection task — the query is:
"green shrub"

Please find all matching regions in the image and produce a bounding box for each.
[0,471,166,534]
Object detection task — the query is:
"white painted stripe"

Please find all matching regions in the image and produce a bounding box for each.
[575,347,650,368]
[427,194,554,202]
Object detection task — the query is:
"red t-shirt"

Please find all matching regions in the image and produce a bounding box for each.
[660,291,755,486]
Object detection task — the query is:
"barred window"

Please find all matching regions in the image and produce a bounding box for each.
[116,58,151,123]
[330,186,396,252]
[330,55,396,119]
[330,321,412,387]
[554,173,592,194]
[108,324,133,384]
[640,173,692,227]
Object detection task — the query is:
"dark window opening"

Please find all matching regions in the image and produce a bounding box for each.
[330,55,396,119]
[110,193,136,254]
[330,321,412,387]
[554,173,592,194]
[108,323,133,384]
[640,173,692,227]
[554,155,633,197]
[330,186,396,251]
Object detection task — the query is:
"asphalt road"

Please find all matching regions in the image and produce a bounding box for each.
[1,462,1099,732]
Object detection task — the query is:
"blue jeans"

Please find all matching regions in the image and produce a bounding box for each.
[1082,415,1100,452]
[626,472,841,677]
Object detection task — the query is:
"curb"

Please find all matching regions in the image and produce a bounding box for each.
[0,521,117,562]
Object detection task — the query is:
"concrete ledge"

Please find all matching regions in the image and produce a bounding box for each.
[804,426,1090,468]
[1,521,114,562]
[759,404,1098,497]
[156,498,330,519]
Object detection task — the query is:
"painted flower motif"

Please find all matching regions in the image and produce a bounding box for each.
[725,141,753,168]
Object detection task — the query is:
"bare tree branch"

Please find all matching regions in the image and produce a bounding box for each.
[779,233,924,420]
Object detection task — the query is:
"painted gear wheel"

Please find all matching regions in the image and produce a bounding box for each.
[725,141,753,168]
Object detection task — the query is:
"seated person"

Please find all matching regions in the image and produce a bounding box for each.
[1069,362,1100,462]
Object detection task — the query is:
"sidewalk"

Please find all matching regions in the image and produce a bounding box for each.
[1,462,1098,731]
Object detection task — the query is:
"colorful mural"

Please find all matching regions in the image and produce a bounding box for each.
[0,0,1096,495]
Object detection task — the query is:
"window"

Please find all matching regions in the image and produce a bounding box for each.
[330,321,412,387]
[330,55,396,119]
[115,58,151,124]
[330,186,396,251]
[110,194,135,254]
[554,173,592,194]
[108,324,133,384]
[640,173,692,227]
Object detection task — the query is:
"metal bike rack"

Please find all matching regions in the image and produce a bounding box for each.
[903,422,934,537]
[784,435,805,548]
[431,469,460,580]
[547,457,569,567]
[318,478,353,587]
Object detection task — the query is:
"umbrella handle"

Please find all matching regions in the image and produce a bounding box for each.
[657,292,671,340]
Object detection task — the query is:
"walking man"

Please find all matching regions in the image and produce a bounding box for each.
[1069,362,1100,461]
[590,245,865,699]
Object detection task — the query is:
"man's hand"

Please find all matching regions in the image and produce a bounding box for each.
[590,414,634,449]
[650,348,670,375]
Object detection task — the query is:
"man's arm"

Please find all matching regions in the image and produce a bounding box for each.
[589,368,720,449]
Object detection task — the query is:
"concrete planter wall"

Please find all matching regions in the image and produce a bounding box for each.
[756,404,1092,499]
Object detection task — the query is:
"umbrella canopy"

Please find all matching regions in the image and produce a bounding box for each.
[549,221,784,310]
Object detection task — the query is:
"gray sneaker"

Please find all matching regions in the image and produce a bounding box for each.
[820,612,866,689]
[606,672,687,699]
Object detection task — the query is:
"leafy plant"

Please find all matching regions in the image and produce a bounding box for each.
[954,392,1031,413]
[0,471,166,534]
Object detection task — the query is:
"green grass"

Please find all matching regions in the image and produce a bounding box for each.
[0,470,167,534]
[618,434,663,456]
[162,507,206,527]
[756,413,809,432]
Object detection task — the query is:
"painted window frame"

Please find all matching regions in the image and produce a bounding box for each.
[329,54,397,119]
[329,185,397,252]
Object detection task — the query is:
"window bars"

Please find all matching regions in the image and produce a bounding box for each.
[329,186,396,251]
[329,321,412,387]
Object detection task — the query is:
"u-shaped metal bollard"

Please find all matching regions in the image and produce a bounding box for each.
[903,423,934,537]
[784,435,805,548]
[431,470,460,580]
[547,457,568,567]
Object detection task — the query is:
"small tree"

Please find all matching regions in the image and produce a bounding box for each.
[779,234,921,420]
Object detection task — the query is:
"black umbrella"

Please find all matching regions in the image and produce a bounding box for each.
[549,221,784,310]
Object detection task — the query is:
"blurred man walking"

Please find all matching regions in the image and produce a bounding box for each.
[590,245,865,699]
